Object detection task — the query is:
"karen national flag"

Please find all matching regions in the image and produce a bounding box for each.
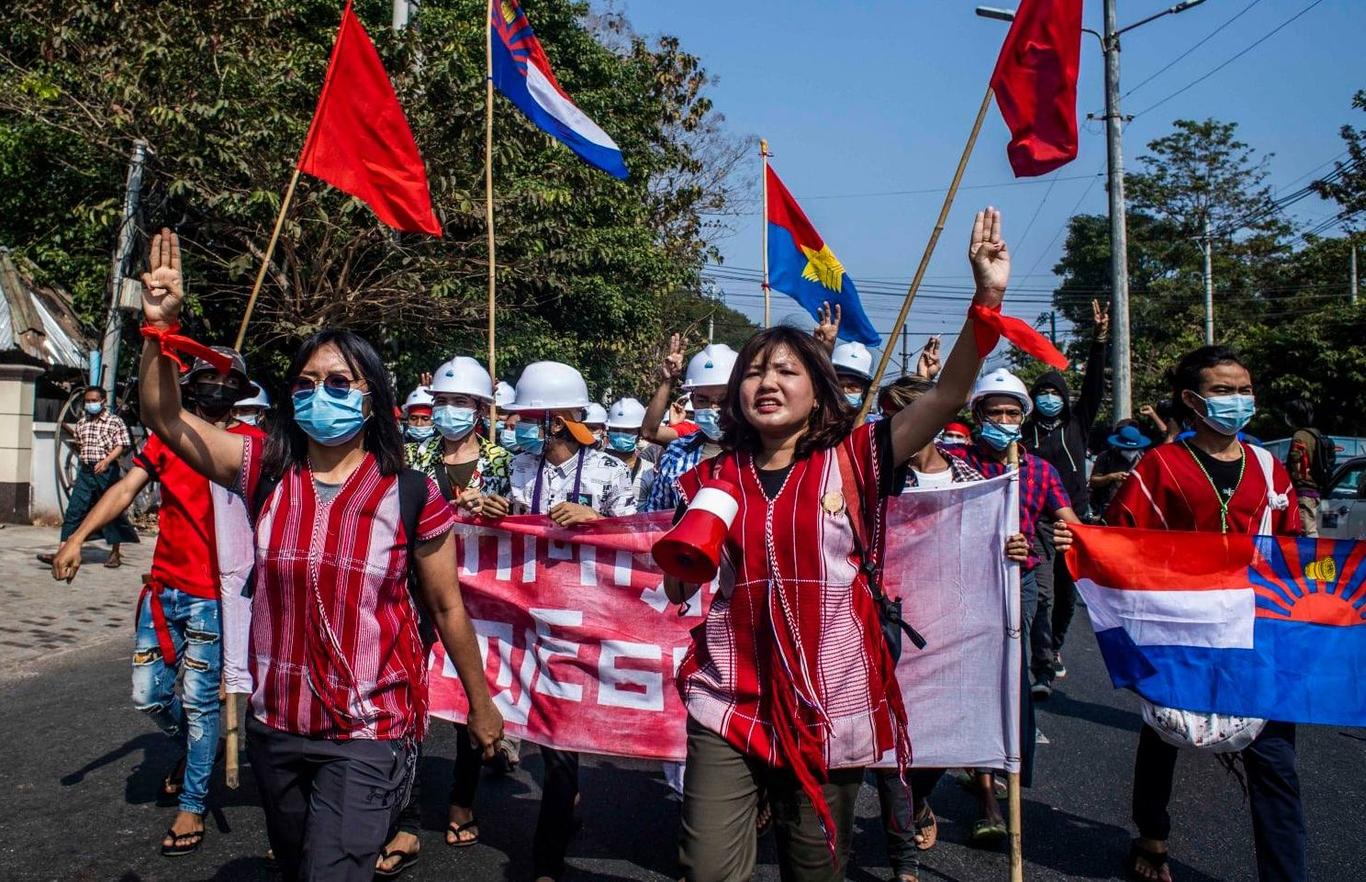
[490,0,628,179]
[766,165,880,346]
[1069,524,1366,727]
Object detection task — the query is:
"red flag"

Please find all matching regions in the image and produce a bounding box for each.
[988,0,1083,178]
[297,1,441,236]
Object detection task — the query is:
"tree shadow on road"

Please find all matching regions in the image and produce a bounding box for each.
[1043,690,1145,733]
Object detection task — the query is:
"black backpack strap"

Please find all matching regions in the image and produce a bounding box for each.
[431,458,457,502]
[397,468,429,556]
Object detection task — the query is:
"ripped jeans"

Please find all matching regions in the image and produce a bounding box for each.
[131,585,222,815]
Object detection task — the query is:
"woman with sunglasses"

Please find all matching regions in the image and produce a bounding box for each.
[667,209,1012,882]
[135,229,503,882]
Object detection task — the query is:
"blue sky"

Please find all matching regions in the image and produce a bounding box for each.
[616,0,1363,367]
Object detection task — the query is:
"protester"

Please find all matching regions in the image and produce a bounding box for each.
[1058,345,1305,882]
[832,340,874,406]
[940,421,971,446]
[1138,401,1181,443]
[603,397,655,505]
[50,347,260,856]
[402,386,435,443]
[1020,298,1108,697]
[478,360,635,882]
[1087,420,1151,517]
[1284,398,1331,538]
[133,229,502,882]
[231,386,272,429]
[871,374,1030,881]
[38,385,138,568]
[666,207,1009,882]
[385,356,512,873]
[583,401,608,449]
[643,341,738,512]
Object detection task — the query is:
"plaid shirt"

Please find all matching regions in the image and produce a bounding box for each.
[73,411,131,464]
[644,433,711,512]
[949,442,1069,570]
[236,436,456,740]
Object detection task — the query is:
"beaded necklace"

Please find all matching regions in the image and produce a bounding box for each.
[1182,440,1245,534]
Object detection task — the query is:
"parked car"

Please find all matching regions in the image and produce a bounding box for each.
[1260,435,1366,463]
[1319,456,1366,540]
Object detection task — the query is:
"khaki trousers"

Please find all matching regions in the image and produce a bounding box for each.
[678,716,863,882]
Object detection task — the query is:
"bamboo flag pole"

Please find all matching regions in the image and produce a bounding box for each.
[234,168,302,351]
[855,85,995,423]
[1006,438,1024,882]
[484,0,499,421]
[760,139,771,328]
[224,693,241,789]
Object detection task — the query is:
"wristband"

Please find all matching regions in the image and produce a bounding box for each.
[140,323,233,374]
[969,304,1069,370]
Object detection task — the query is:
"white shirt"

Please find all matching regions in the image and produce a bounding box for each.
[627,456,656,507]
[508,447,637,517]
[910,467,954,489]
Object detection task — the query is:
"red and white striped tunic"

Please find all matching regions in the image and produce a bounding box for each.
[236,436,455,740]
[675,422,908,832]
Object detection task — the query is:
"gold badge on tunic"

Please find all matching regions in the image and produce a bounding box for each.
[821,490,845,515]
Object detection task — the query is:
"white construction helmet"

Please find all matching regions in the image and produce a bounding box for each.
[584,402,608,426]
[505,361,592,412]
[831,341,874,381]
[494,380,516,408]
[682,343,739,390]
[402,386,434,415]
[970,368,1033,416]
[429,356,493,401]
[606,397,647,429]
[235,386,271,409]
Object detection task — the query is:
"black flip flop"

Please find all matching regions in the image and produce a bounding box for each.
[161,827,204,857]
[1126,838,1172,882]
[375,847,421,877]
[446,819,480,848]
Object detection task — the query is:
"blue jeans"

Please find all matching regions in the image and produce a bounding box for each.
[131,585,222,815]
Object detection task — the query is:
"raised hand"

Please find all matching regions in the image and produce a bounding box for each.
[419,371,433,387]
[968,208,1009,307]
[140,228,184,327]
[915,335,942,380]
[812,301,842,353]
[659,333,685,384]
[1091,298,1110,341]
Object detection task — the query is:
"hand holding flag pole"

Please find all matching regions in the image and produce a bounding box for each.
[1006,439,1024,882]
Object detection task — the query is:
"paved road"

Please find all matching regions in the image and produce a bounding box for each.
[1,525,1363,881]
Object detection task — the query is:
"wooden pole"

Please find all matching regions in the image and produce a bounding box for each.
[485,0,498,422]
[234,167,301,352]
[224,693,241,789]
[856,85,995,423]
[1006,439,1024,882]
[760,139,771,328]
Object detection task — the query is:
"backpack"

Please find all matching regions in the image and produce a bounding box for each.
[242,468,432,644]
[1306,429,1337,492]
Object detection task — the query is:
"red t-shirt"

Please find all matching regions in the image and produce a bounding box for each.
[136,434,219,598]
[671,419,700,437]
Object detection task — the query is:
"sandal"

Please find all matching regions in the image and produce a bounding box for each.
[160,827,204,857]
[446,819,480,848]
[756,794,773,838]
[375,846,421,877]
[913,804,938,851]
[1126,838,1172,882]
[970,817,1008,844]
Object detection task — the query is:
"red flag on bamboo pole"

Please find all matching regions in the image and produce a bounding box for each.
[989,0,1083,178]
[297,0,441,235]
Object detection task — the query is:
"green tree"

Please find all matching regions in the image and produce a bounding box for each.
[0,0,755,400]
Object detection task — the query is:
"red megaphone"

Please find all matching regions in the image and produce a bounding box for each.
[651,479,740,583]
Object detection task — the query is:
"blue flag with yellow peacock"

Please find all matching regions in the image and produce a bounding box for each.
[766,165,880,346]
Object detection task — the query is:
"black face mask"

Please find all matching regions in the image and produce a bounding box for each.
[190,382,239,420]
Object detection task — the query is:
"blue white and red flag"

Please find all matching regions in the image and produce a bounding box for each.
[1069,524,1366,727]
[490,0,627,179]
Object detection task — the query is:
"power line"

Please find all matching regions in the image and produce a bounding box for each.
[1122,0,1265,100]
[1131,0,1326,120]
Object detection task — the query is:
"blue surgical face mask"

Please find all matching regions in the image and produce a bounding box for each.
[83,402,104,416]
[405,424,435,442]
[845,393,863,408]
[514,421,545,456]
[498,427,519,450]
[1195,393,1256,436]
[1034,392,1064,418]
[694,407,723,441]
[236,412,262,427]
[607,430,638,453]
[980,420,1022,451]
[292,387,368,446]
[433,405,477,441]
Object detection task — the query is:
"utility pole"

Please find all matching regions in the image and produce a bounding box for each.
[1202,215,1215,344]
[1352,242,1359,306]
[100,139,148,399]
[1049,310,1058,347]
[707,313,715,344]
[900,326,909,375]
[392,0,413,30]
[1101,0,1132,419]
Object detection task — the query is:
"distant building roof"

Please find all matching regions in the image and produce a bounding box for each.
[0,248,92,371]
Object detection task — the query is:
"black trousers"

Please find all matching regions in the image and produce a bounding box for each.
[1030,520,1076,685]
[873,767,946,876]
[533,747,580,880]
[247,717,413,882]
[1132,722,1306,882]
